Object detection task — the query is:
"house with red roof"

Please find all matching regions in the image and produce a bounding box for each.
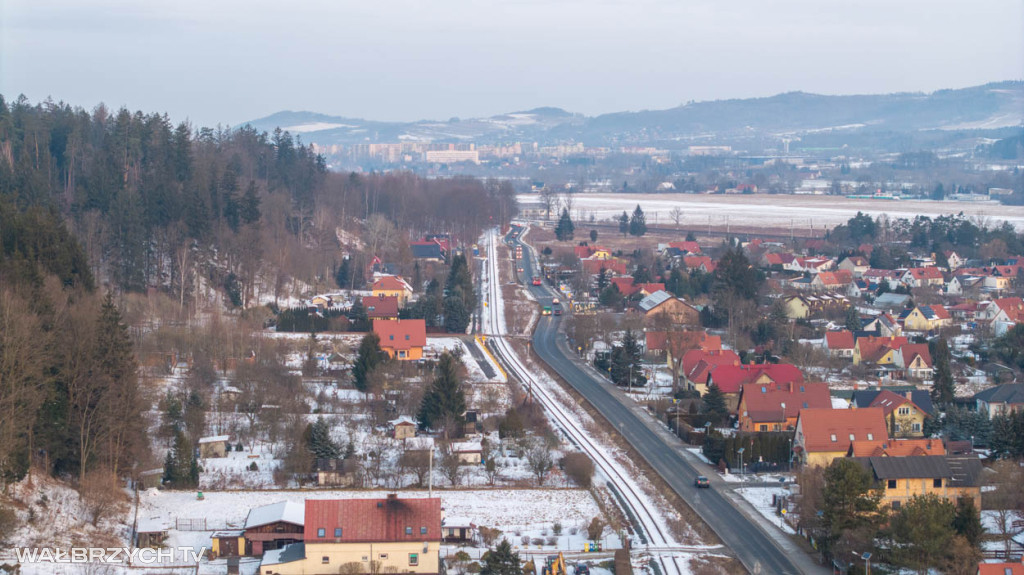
[824,330,855,359]
[260,496,442,575]
[794,408,888,467]
[810,270,854,291]
[853,336,910,366]
[738,381,831,432]
[363,295,400,321]
[608,277,665,298]
[682,349,741,396]
[893,343,934,380]
[846,438,945,458]
[581,258,627,276]
[977,297,1024,335]
[372,275,414,306]
[901,266,945,288]
[977,562,1024,575]
[704,363,804,413]
[373,319,427,360]
[683,255,716,273]
[667,240,701,254]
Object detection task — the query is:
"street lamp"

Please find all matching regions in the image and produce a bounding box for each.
[788,437,793,472]
[851,551,871,575]
[737,447,745,477]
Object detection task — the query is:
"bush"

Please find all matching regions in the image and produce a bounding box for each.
[0,504,19,544]
[478,526,502,546]
[561,453,595,488]
[587,517,606,541]
[248,461,259,471]
[552,522,562,536]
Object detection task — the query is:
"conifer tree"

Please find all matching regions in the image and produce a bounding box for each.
[619,211,629,237]
[609,330,646,388]
[240,180,261,224]
[306,416,341,459]
[352,332,386,392]
[701,382,729,426]
[930,338,955,408]
[418,352,467,435]
[481,539,522,575]
[629,204,647,237]
[555,208,575,241]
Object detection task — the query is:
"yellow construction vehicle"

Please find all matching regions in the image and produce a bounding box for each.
[541,553,567,575]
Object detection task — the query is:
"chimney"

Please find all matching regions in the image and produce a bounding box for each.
[905,391,913,400]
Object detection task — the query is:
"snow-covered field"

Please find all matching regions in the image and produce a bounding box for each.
[522,193,1024,230]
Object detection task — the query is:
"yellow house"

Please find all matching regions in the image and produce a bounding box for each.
[794,408,888,467]
[845,456,983,511]
[853,389,933,438]
[372,276,414,307]
[784,296,811,320]
[262,496,442,575]
[902,305,951,332]
[852,336,908,366]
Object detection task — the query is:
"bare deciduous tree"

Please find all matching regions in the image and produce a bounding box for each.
[526,439,554,486]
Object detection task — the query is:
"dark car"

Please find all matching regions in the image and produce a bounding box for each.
[694,475,710,488]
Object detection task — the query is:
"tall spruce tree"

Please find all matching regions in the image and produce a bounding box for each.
[352,332,386,392]
[555,208,575,241]
[701,382,729,426]
[930,338,955,408]
[306,416,341,459]
[93,293,145,478]
[619,211,629,237]
[481,539,522,575]
[628,204,647,237]
[418,352,466,435]
[609,330,646,388]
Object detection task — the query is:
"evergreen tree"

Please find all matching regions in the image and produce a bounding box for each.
[348,299,369,332]
[619,211,629,237]
[554,208,575,241]
[930,338,955,408]
[599,284,623,309]
[93,293,144,478]
[701,383,729,426]
[628,204,647,237]
[306,416,341,459]
[162,451,177,486]
[444,295,471,333]
[417,352,467,434]
[480,540,522,575]
[844,305,862,332]
[952,497,983,547]
[596,268,609,292]
[821,459,883,554]
[446,253,475,312]
[713,247,762,301]
[335,257,352,290]
[589,229,598,243]
[889,494,957,573]
[609,330,646,388]
[352,332,386,392]
[240,180,261,224]
[302,332,320,377]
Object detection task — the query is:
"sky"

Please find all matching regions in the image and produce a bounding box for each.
[2,0,1022,128]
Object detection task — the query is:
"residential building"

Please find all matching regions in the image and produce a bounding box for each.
[824,330,855,359]
[705,363,804,413]
[793,407,888,467]
[857,389,931,438]
[901,267,945,288]
[892,344,934,380]
[901,304,951,332]
[260,496,442,575]
[372,276,414,307]
[638,290,700,326]
[846,438,946,457]
[845,455,983,510]
[243,501,305,557]
[737,381,831,432]
[198,435,232,458]
[389,416,418,440]
[852,336,909,366]
[682,349,742,395]
[974,384,1024,419]
[373,320,427,360]
[810,270,854,292]
[363,295,400,321]
[977,562,1024,575]
[838,256,870,277]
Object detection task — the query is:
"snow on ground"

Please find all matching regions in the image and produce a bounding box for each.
[139,488,607,557]
[734,487,796,535]
[200,448,281,490]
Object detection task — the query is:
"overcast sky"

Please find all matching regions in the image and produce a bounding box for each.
[2,0,1022,128]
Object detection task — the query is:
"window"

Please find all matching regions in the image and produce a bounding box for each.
[894,423,901,432]
[933,478,942,488]
[803,402,808,408]
[830,434,837,442]
[800,385,805,393]
[898,407,910,415]
[379,554,389,560]
[409,554,419,566]
[849,434,855,441]
[317,528,326,537]
[334,528,342,537]
[389,335,395,340]
[912,422,921,432]
[887,480,897,489]
[322,556,330,564]
[759,425,768,432]
[421,527,428,535]
[867,433,874,441]
[405,527,413,535]
[405,335,410,340]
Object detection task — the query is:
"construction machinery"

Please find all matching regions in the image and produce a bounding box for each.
[541,553,567,575]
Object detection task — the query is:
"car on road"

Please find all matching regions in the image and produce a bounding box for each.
[551,297,560,304]
[694,476,710,488]
[553,305,562,316]
[532,276,542,286]
[541,306,552,316]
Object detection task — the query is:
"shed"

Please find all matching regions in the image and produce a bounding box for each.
[198,435,232,458]
[211,530,246,559]
[135,517,171,548]
[389,416,418,440]
[138,468,163,490]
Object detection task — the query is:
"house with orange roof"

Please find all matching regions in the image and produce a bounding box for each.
[683,255,716,273]
[852,336,910,366]
[373,319,427,360]
[794,407,888,467]
[893,343,934,380]
[846,438,946,458]
[372,275,414,306]
[581,258,627,276]
[704,363,804,412]
[977,563,1024,575]
[682,349,742,395]
[645,330,721,357]
[810,270,854,291]
[575,245,612,260]
[738,381,831,432]
[902,304,951,332]
[667,240,701,254]
[824,330,855,359]
[977,297,1024,335]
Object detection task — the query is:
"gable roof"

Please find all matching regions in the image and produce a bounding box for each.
[609,277,640,297]
[974,383,1024,404]
[856,336,910,363]
[683,349,741,383]
[373,275,413,293]
[797,408,888,453]
[668,240,701,254]
[740,382,831,423]
[848,455,983,487]
[582,258,627,275]
[914,304,950,321]
[410,242,443,259]
[245,501,305,529]
[977,564,1024,575]
[815,270,854,286]
[708,363,804,394]
[866,389,928,417]
[304,497,441,543]
[992,297,1024,322]
[905,267,944,280]
[645,331,721,354]
[363,295,400,318]
[638,290,675,312]
[852,389,934,415]
[898,343,933,369]
[825,330,855,350]
[373,319,427,350]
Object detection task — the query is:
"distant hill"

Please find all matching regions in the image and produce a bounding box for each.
[243,81,1024,147]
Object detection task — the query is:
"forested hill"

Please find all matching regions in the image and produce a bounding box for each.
[0,94,516,308]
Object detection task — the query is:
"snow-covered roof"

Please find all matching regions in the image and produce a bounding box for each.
[244,500,305,529]
[261,542,305,566]
[136,517,172,533]
[452,441,482,453]
[442,516,474,528]
[831,397,850,409]
[198,435,231,444]
[405,437,435,450]
[389,415,417,427]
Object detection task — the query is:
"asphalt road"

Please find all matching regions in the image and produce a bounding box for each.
[506,226,827,575]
